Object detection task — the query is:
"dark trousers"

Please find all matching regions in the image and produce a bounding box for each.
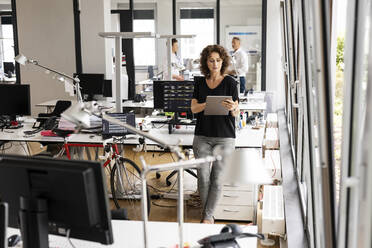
[239,76,246,93]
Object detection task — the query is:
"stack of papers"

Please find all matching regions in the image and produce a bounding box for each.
[58,117,76,130]
[89,115,102,128]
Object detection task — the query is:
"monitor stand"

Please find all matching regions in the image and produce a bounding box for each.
[0,202,8,248]
[167,113,196,134]
[151,113,196,134]
[19,196,49,248]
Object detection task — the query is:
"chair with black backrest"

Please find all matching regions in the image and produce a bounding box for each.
[38,100,72,118]
[35,100,72,156]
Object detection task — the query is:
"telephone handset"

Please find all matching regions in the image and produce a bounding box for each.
[198,224,264,248]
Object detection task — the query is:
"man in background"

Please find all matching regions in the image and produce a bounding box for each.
[171,38,185,81]
[228,37,248,93]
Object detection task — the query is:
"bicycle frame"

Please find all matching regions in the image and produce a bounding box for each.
[64,142,120,166]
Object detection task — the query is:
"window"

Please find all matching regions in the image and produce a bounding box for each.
[1,16,14,63]
[133,10,156,66]
[180,8,214,60]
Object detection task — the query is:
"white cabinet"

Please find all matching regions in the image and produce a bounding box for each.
[214,183,256,221]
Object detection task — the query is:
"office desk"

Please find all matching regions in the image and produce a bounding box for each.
[122,99,266,112]
[36,99,154,109]
[239,92,266,101]
[36,99,113,113]
[36,99,77,113]
[8,220,258,247]
[135,79,153,85]
[0,77,16,83]
[239,101,267,111]
[0,121,264,149]
[36,98,267,113]
[123,100,154,109]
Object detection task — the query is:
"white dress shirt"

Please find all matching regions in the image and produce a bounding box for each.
[171,52,184,76]
[231,48,249,77]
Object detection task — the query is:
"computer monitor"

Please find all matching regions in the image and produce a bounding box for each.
[3,62,15,76]
[153,80,194,112]
[0,84,31,118]
[103,79,112,97]
[0,202,7,248]
[0,155,113,248]
[102,112,135,139]
[74,73,105,100]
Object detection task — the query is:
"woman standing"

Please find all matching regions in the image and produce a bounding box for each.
[191,45,240,224]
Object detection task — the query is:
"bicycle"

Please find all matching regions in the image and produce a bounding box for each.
[102,137,151,220]
[55,133,150,220]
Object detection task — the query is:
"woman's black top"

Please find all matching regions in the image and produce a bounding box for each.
[192,75,239,138]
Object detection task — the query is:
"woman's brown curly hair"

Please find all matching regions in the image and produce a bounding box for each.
[199,45,230,78]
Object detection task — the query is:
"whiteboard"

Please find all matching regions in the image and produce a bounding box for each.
[225,25,261,53]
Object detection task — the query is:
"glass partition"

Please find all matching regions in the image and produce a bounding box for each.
[220,0,262,91]
[175,0,216,78]
[0,13,16,83]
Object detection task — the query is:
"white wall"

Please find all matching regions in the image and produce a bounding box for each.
[16,0,113,116]
[220,5,262,50]
[17,0,76,116]
[266,0,285,111]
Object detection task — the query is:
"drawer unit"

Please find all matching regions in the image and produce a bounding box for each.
[215,148,261,221]
[215,184,256,221]
[222,183,254,192]
[219,191,254,205]
[214,205,254,221]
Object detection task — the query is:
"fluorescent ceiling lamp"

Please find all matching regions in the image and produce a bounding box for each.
[159,34,196,39]
[98,32,158,39]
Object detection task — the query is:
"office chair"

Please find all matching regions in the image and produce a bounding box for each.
[3,62,15,78]
[148,65,154,79]
[38,100,72,118]
[164,169,197,186]
[157,149,197,186]
[35,100,72,154]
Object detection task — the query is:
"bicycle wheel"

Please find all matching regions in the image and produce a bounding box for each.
[110,157,150,220]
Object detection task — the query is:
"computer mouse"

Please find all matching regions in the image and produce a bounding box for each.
[8,234,21,247]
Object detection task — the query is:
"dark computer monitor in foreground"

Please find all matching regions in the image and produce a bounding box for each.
[74,73,105,100]
[153,80,194,112]
[0,84,31,120]
[0,155,113,248]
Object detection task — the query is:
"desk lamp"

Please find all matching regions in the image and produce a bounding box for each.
[14,54,83,102]
[224,149,276,246]
[223,148,273,185]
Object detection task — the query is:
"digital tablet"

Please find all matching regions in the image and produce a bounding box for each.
[204,95,232,115]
